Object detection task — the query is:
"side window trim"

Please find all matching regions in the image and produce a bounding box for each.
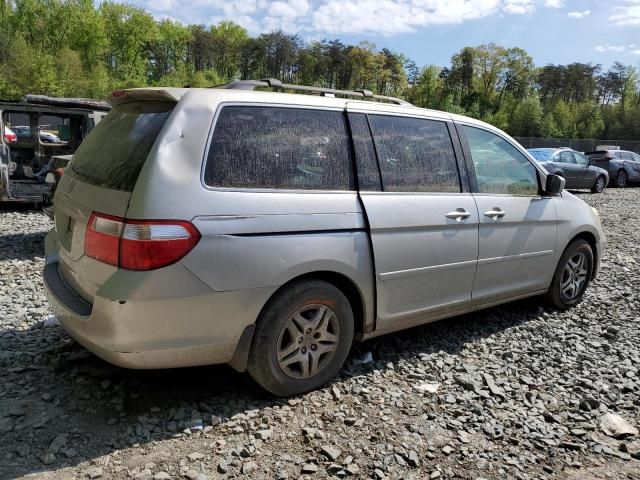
[201,102,355,193]
[456,121,545,196]
[345,112,382,191]
[451,121,475,193]
[455,121,480,193]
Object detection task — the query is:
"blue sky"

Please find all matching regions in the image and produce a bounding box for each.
[133,0,640,68]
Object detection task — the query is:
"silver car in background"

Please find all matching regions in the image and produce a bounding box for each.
[43,80,604,396]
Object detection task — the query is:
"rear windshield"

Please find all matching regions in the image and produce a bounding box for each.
[528,149,554,161]
[71,101,174,191]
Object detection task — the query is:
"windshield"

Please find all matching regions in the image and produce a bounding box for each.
[71,101,174,191]
[528,149,555,161]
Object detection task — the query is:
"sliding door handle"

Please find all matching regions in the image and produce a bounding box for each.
[484,208,506,219]
[446,209,471,222]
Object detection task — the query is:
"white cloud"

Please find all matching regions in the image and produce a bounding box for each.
[268,0,310,18]
[143,0,574,36]
[503,0,536,14]
[309,0,567,36]
[262,0,310,31]
[152,0,177,11]
[609,0,640,26]
[568,9,591,18]
[595,44,639,54]
[595,45,625,53]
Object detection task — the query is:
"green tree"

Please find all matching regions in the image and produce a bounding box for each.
[409,65,443,109]
[210,21,249,80]
[509,96,542,136]
[100,1,157,86]
[539,112,561,138]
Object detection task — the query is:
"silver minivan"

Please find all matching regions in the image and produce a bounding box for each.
[43,80,604,396]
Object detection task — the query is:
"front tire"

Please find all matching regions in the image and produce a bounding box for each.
[544,239,594,310]
[247,280,354,396]
[616,170,628,188]
[591,175,606,193]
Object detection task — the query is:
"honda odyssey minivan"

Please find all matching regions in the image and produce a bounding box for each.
[43,80,603,396]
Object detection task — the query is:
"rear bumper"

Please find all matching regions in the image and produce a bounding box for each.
[43,230,276,369]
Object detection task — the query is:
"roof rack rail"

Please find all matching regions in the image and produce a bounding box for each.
[214,78,413,106]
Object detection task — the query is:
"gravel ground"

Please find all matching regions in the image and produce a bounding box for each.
[1,189,639,480]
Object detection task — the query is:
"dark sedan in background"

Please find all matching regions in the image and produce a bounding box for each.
[528,148,609,193]
[584,149,640,188]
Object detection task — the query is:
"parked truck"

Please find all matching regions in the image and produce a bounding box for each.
[0,95,110,215]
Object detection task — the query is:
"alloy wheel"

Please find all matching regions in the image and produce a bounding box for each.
[276,304,340,379]
[560,252,588,301]
[617,171,628,188]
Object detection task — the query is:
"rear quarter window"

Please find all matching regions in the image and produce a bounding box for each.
[70,101,174,191]
[204,106,353,190]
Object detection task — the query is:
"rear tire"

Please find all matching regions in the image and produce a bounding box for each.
[591,175,606,193]
[616,170,628,188]
[247,280,354,396]
[544,239,594,310]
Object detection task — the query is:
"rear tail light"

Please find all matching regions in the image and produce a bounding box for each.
[85,212,201,271]
[3,132,17,143]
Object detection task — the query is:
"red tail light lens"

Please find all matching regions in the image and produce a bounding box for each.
[120,220,200,270]
[85,213,123,267]
[85,212,201,271]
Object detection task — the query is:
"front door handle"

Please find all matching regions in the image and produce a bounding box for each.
[446,209,471,222]
[484,208,506,219]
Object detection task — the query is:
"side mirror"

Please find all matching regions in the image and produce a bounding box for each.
[545,174,565,194]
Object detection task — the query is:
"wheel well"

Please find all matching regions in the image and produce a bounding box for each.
[271,272,366,336]
[569,231,598,279]
[229,271,367,373]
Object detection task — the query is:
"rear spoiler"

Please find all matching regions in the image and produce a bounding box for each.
[23,94,111,111]
[108,88,184,106]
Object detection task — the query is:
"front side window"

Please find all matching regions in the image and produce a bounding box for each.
[632,153,640,163]
[463,126,539,196]
[205,106,352,190]
[367,115,460,193]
